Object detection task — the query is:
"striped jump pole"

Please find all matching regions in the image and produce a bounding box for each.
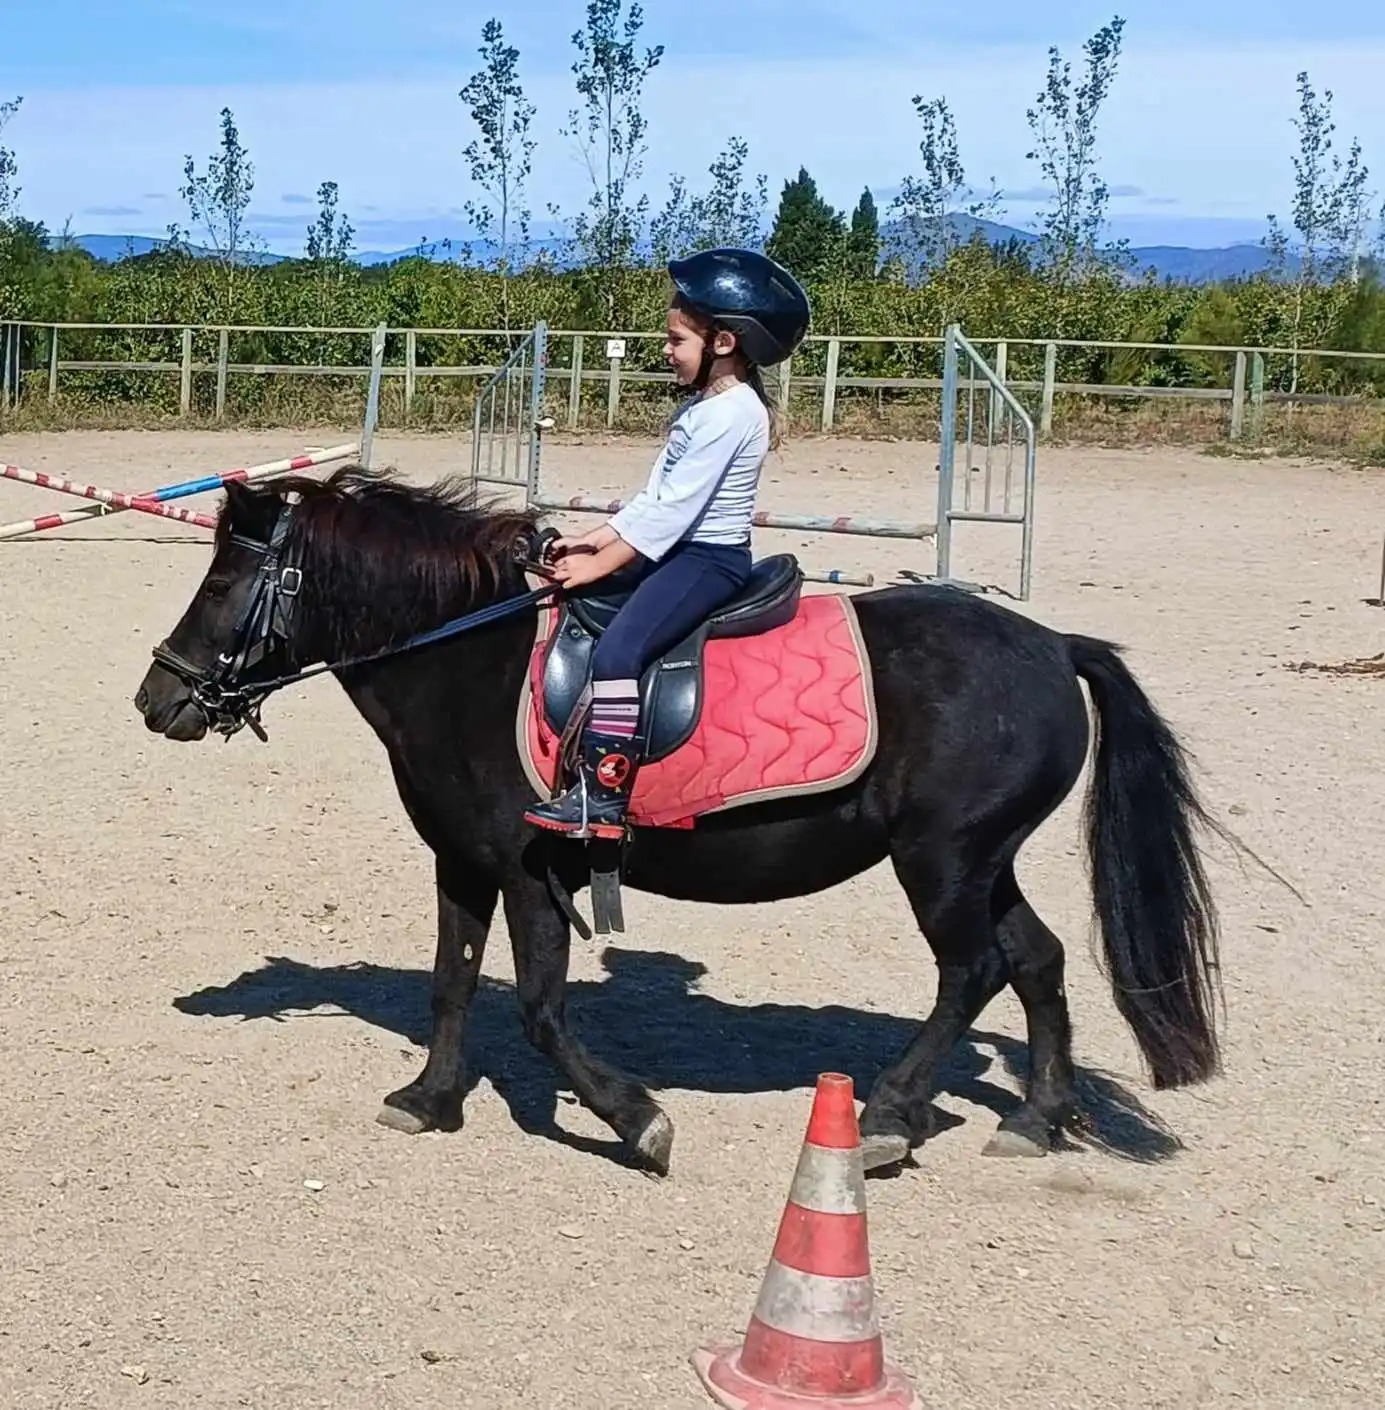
[0,442,359,542]
[0,464,220,532]
[690,1073,921,1410]
[534,494,935,543]
[531,496,886,589]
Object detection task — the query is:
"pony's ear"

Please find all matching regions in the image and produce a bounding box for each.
[219,478,280,538]
[221,478,254,517]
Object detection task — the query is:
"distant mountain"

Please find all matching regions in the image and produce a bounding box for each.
[941,219,1285,281]
[48,230,566,270]
[942,214,1039,247]
[50,220,1287,284]
[879,215,1289,282]
[349,233,574,267]
[1120,242,1282,282]
[48,232,285,266]
[54,232,172,261]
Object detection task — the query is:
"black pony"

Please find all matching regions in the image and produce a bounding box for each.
[134,466,1223,1175]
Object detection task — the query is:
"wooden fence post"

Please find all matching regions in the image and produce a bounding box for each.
[404,329,417,421]
[0,322,15,410]
[1040,341,1057,438]
[215,329,229,420]
[991,340,1008,436]
[48,327,59,403]
[179,327,193,416]
[821,338,841,431]
[1229,350,1247,441]
[1250,352,1266,442]
[569,333,584,428]
[606,350,622,429]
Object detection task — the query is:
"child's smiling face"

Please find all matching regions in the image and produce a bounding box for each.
[664,303,739,387]
[664,305,708,386]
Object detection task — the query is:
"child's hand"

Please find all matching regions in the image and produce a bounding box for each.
[553,552,607,588]
[551,524,618,557]
[547,534,591,561]
[552,532,636,588]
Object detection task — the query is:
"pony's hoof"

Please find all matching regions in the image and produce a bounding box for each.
[376,1082,464,1135]
[983,1127,1050,1158]
[376,1104,430,1135]
[860,1131,911,1172]
[635,1110,674,1176]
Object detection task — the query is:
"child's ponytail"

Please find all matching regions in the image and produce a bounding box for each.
[744,363,783,452]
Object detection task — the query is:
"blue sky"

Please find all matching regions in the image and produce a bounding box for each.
[4,1,1385,254]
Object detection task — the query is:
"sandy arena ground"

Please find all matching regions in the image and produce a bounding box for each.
[1,424,1383,1409]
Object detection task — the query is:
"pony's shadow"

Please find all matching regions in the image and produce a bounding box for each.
[174,946,1181,1168]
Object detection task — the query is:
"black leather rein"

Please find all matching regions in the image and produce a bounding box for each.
[151,507,562,742]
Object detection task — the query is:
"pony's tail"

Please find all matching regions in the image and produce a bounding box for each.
[1069,633,1223,1089]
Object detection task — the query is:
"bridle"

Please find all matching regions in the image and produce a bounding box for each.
[151,498,305,741]
[149,499,566,743]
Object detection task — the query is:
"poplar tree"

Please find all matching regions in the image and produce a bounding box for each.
[461,17,537,328]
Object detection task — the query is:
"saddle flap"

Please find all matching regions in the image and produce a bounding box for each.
[540,603,699,764]
[538,553,804,769]
[540,610,597,738]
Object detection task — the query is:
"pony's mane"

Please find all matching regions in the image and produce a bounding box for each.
[223,463,541,657]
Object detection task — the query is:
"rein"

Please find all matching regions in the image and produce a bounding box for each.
[152,505,570,742]
[229,582,560,729]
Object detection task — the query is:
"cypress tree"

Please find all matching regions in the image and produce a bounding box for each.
[765,167,845,282]
[848,187,880,278]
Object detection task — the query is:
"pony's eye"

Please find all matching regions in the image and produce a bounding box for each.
[203,579,231,600]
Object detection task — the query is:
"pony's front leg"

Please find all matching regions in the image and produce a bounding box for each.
[377,857,496,1135]
[503,868,674,1174]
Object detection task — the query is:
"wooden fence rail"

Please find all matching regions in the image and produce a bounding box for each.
[2,321,1382,441]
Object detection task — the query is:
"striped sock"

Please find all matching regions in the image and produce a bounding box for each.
[590,679,640,739]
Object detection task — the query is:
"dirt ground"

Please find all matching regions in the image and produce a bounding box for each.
[1,424,1382,1410]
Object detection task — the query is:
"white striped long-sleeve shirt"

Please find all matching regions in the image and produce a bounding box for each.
[608,382,769,561]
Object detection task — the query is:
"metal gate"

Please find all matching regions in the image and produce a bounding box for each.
[470,320,1036,597]
[468,322,550,500]
[935,324,1037,600]
[0,322,21,411]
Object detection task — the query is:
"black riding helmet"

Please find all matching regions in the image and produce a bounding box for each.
[667,247,811,368]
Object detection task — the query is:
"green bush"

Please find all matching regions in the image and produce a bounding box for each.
[3,237,1384,433]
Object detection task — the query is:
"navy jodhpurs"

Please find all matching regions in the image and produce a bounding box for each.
[590,539,752,682]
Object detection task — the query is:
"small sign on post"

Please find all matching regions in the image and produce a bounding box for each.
[605,338,626,360]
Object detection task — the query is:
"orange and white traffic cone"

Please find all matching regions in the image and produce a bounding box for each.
[691,1073,921,1410]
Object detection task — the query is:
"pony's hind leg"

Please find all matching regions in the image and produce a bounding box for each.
[983,866,1083,1158]
[859,839,1010,1171]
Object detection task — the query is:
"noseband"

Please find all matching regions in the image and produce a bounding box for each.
[151,500,305,741]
